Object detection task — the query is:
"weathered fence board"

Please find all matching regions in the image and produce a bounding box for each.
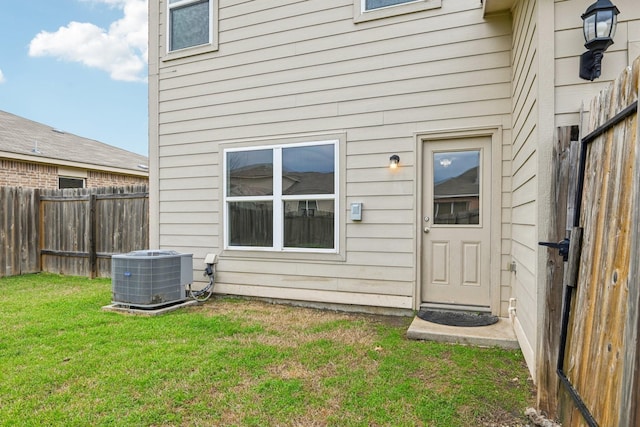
[538,125,579,418]
[621,82,640,426]
[1,187,18,277]
[0,185,148,278]
[560,59,639,426]
[0,187,40,277]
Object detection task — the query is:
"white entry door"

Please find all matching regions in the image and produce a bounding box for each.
[421,136,492,308]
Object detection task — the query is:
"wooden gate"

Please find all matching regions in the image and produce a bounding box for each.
[540,59,639,426]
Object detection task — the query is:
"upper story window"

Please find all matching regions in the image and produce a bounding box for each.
[354,0,441,22]
[167,0,217,54]
[364,0,419,11]
[224,140,339,253]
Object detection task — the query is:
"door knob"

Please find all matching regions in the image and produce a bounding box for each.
[424,226,430,233]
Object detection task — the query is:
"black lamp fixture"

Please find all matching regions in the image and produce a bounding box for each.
[389,154,400,169]
[579,0,619,81]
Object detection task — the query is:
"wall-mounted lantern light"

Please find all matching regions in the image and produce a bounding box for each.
[389,154,400,169]
[579,0,619,81]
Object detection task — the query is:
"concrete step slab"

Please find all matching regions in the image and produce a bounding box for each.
[406,316,519,350]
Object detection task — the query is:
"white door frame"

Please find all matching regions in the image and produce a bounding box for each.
[414,126,503,315]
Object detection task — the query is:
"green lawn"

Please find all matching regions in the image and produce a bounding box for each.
[0,273,535,426]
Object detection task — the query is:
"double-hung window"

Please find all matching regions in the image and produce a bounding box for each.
[168,0,214,52]
[224,140,338,253]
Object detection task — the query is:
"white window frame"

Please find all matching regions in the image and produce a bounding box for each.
[223,140,339,254]
[353,0,441,23]
[165,0,218,59]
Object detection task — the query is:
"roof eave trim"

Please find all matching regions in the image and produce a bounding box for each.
[483,0,514,16]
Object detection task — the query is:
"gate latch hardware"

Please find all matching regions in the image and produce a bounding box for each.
[538,238,570,262]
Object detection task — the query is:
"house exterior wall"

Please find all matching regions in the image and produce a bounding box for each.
[509,0,541,376]
[0,159,58,188]
[0,158,148,189]
[147,0,640,379]
[150,0,513,314]
[86,170,148,188]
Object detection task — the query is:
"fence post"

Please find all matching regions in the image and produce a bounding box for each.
[89,194,97,279]
[38,190,45,274]
[32,188,41,274]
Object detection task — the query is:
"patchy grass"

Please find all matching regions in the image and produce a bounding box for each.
[0,273,535,426]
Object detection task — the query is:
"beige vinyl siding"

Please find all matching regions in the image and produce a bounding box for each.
[151,0,512,311]
[510,0,539,374]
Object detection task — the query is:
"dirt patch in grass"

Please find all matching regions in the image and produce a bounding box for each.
[192,297,399,348]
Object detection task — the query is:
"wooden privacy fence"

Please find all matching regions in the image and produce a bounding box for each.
[0,185,149,278]
[540,59,639,426]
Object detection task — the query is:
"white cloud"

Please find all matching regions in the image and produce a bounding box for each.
[0,69,5,84]
[28,0,148,82]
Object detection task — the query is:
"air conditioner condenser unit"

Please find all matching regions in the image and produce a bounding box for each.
[111,250,193,308]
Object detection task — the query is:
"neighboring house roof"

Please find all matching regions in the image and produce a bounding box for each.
[0,110,148,176]
[283,172,334,195]
[434,167,479,199]
[229,164,334,196]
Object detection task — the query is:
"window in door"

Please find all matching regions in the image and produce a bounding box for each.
[432,150,480,225]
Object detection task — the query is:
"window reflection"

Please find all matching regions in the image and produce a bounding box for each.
[227,149,273,197]
[433,150,480,225]
[284,200,334,249]
[282,145,334,195]
[228,201,273,247]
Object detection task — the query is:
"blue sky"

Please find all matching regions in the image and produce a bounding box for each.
[0,0,148,156]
